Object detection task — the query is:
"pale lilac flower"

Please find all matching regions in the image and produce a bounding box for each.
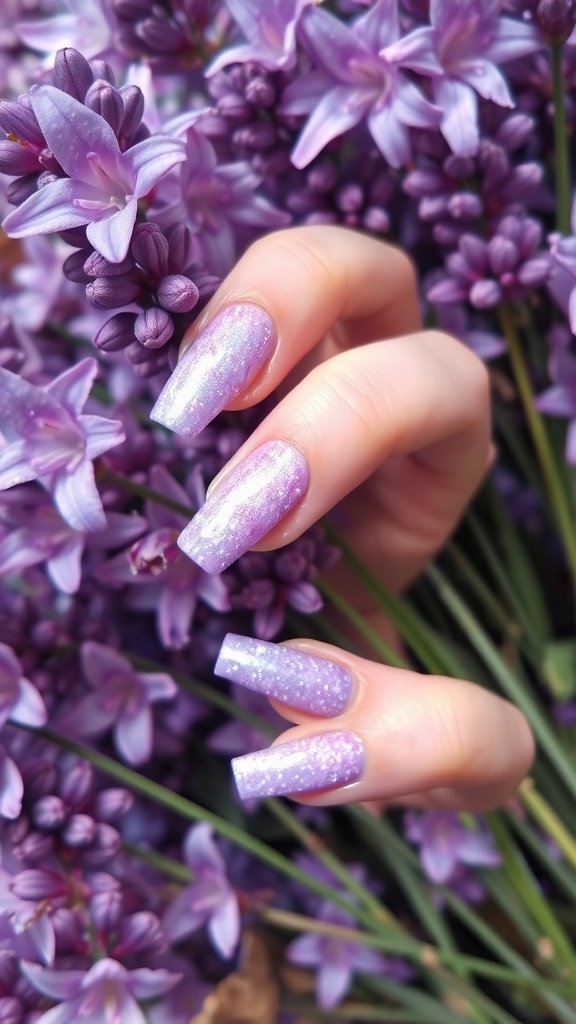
[3,237,74,334]
[422,0,542,155]
[0,866,55,964]
[0,644,47,820]
[21,957,180,1024]
[0,357,125,532]
[281,0,441,169]
[208,0,313,74]
[60,641,177,765]
[3,86,186,263]
[535,341,576,464]
[162,823,241,959]
[287,901,391,1009]
[17,0,117,63]
[405,811,501,885]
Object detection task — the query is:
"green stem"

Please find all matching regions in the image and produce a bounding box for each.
[551,42,572,235]
[101,469,194,518]
[316,579,407,668]
[499,305,576,589]
[519,778,576,872]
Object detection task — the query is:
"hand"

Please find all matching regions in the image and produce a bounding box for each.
[151,225,534,811]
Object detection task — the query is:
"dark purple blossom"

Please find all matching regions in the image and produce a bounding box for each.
[0,357,125,532]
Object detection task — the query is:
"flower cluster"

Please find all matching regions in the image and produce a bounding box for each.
[0,0,575,1020]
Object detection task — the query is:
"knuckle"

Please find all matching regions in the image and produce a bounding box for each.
[247,229,341,295]
[313,364,392,436]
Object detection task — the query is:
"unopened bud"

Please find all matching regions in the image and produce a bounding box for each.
[63,249,92,284]
[83,823,121,864]
[83,251,134,277]
[86,275,143,308]
[118,85,145,145]
[10,868,68,901]
[85,80,124,134]
[0,142,39,176]
[536,0,576,42]
[470,278,503,308]
[93,787,134,822]
[0,100,41,142]
[90,887,123,931]
[5,174,38,205]
[53,47,94,101]
[245,75,276,107]
[164,222,194,273]
[94,312,137,352]
[112,912,166,957]
[88,59,114,83]
[157,274,199,313]
[61,813,96,848]
[60,760,93,805]
[134,307,174,348]
[0,996,23,1024]
[131,223,169,280]
[32,796,67,831]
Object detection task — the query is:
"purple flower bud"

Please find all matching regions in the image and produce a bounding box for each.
[251,147,291,177]
[61,813,96,847]
[131,223,169,280]
[118,85,145,145]
[233,123,278,151]
[495,114,534,152]
[0,100,41,143]
[90,888,123,931]
[5,174,38,205]
[443,155,475,179]
[217,93,252,122]
[32,795,67,831]
[0,997,23,1024]
[164,222,194,273]
[288,580,323,614]
[85,81,125,134]
[362,206,390,233]
[336,183,364,213]
[52,907,84,949]
[157,274,199,314]
[0,142,40,176]
[113,0,151,16]
[427,278,468,304]
[63,249,93,284]
[86,276,143,308]
[111,912,166,957]
[447,193,483,220]
[89,59,115,83]
[136,16,185,52]
[535,0,576,42]
[83,823,121,863]
[245,76,276,107]
[130,351,169,378]
[499,164,543,203]
[60,760,93,805]
[419,195,450,221]
[517,257,551,286]
[93,788,134,822]
[10,868,68,901]
[489,237,519,276]
[53,47,94,101]
[84,251,135,277]
[403,169,446,200]
[134,307,175,348]
[15,832,54,863]
[59,225,88,246]
[94,312,137,352]
[470,279,503,308]
[306,160,338,194]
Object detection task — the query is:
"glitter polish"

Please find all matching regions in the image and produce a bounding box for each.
[149,303,275,439]
[214,633,354,716]
[231,731,364,801]
[177,440,309,575]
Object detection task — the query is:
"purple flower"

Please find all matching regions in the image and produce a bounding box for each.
[0,357,125,532]
[405,811,501,885]
[17,0,117,63]
[287,901,390,1009]
[0,644,47,819]
[281,0,441,169]
[162,823,241,959]
[208,0,313,73]
[3,85,186,263]
[423,0,541,155]
[60,641,177,765]
[21,957,180,1024]
[0,866,55,964]
[535,346,576,464]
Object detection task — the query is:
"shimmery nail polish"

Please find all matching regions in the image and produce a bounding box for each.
[215,633,353,717]
[150,304,275,438]
[231,732,364,801]
[178,440,309,575]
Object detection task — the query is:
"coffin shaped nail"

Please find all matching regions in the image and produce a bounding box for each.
[231,731,364,801]
[150,304,275,438]
[178,440,309,575]
[215,633,353,717]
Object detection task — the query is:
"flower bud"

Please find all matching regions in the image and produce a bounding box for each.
[362,206,390,233]
[32,795,67,831]
[112,912,166,957]
[287,580,323,614]
[469,278,503,308]
[336,183,364,213]
[85,80,124,134]
[63,249,92,284]
[157,274,199,313]
[113,0,151,16]
[89,59,114,83]
[217,93,252,122]
[495,114,534,152]
[535,0,576,42]
[134,307,174,348]
[10,868,68,901]
[93,787,134,822]
[86,276,143,308]
[233,122,277,150]
[90,887,123,931]
[52,907,84,949]
[61,813,96,848]
[118,85,145,145]
[488,236,519,276]
[517,257,551,286]
[245,75,276,107]
[83,823,121,864]
[84,251,134,277]
[0,100,41,142]
[131,223,169,279]
[0,142,39,176]
[94,312,137,352]
[5,174,38,205]
[15,832,54,863]
[164,222,195,273]
[130,351,169,378]
[136,17,185,52]
[447,193,483,220]
[53,47,94,101]
[60,760,93,805]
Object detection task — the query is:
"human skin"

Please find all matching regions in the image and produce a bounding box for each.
[154,225,535,812]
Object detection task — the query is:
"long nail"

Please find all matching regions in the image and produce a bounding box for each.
[231,732,364,801]
[178,440,309,575]
[150,304,275,439]
[215,634,353,717]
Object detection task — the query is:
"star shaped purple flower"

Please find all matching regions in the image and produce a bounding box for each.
[0,643,47,820]
[0,357,125,532]
[3,85,186,263]
[21,958,181,1024]
[59,641,177,765]
[405,811,501,885]
[162,823,241,959]
[281,0,441,169]
[208,0,313,74]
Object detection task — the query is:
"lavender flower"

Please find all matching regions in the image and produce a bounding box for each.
[21,958,180,1024]
[162,823,241,958]
[208,0,312,73]
[3,85,186,263]
[0,357,124,532]
[0,644,47,819]
[405,811,501,885]
[16,0,117,63]
[60,641,177,764]
[281,0,441,169]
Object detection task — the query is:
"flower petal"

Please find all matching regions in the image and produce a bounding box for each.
[299,5,372,79]
[9,677,47,728]
[115,706,152,765]
[86,200,138,264]
[45,358,97,418]
[0,751,23,820]
[47,538,85,594]
[2,177,96,239]
[434,77,479,157]
[317,959,352,1009]
[51,458,106,533]
[368,107,411,168]
[208,892,240,959]
[0,440,36,490]
[129,968,182,1001]
[81,414,126,460]
[457,61,512,107]
[127,135,186,199]
[488,17,541,64]
[20,961,85,1000]
[29,85,120,182]
[139,672,177,703]
[291,86,368,169]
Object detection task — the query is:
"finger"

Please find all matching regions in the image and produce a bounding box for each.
[216,637,534,811]
[177,330,490,575]
[150,226,420,439]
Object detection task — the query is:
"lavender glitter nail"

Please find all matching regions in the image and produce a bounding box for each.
[231,731,364,801]
[215,633,353,716]
[150,304,275,438]
[178,441,309,575]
